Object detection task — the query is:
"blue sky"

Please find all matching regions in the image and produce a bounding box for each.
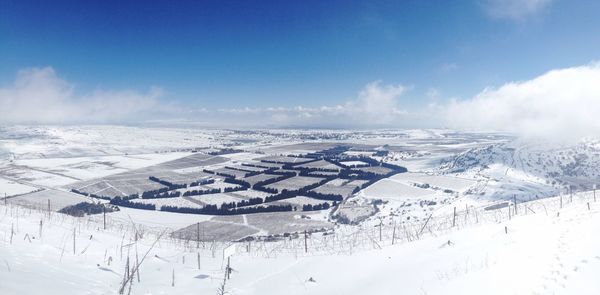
[1,0,600,130]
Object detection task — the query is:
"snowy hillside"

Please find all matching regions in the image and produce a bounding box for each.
[1,190,599,294]
[435,139,600,201]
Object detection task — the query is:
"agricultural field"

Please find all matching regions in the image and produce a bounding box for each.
[9,189,89,210]
[242,173,280,186]
[389,172,476,192]
[131,196,202,209]
[264,176,325,191]
[293,159,342,171]
[361,178,437,200]
[0,177,39,196]
[256,155,314,164]
[311,178,368,198]
[186,193,244,206]
[2,127,486,244]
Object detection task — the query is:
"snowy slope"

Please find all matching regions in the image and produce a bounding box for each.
[1,191,599,294]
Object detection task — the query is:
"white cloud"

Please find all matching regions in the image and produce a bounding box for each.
[445,62,600,141]
[0,67,165,124]
[210,81,409,127]
[480,0,551,21]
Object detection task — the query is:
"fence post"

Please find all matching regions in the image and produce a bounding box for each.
[103,206,106,230]
[73,227,76,255]
[570,186,573,203]
[452,207,456,227]
[197,222,200,249]
[378,219,383,242]
[197,252,201,270]
[304,230,308,253]
[513,195,517,215]
[560,194,563,209]
[392,221,396,245]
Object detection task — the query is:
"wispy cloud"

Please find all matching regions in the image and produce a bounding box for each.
[212,81,410,127]
[444,62,600,141]
[480,0,552,21]
[0,67,412,128]
[0,67,166,124]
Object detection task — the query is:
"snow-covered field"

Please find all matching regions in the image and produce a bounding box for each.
[12,152,192,180]
[0,177,38,196]
[362,178,438,200]
[3,126,600,294]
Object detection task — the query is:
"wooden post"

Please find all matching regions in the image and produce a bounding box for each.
[588,202,591,211]
[452,207,456,227]
[513,195,517,215]
[304,230,308,253]
[504,226,508,234]
[570,187,573,203]
[560,194,563,209]
[47,199,51,212]
[391,221,396,245]
[171,268,175,287]
[73,228,76,254]
[226,257,231,280]
[378,219,382,242]
[103,206,106,230]
[594,185,597,203]
[196,222,200,249]
[197,252,201,270]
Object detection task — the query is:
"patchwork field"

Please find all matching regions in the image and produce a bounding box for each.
[0,177,39,196]
[264,176,325,191]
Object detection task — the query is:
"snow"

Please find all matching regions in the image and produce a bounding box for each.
[390,172,476,192]
[188,193,243,205]
[12,152,192,180]
[362,178,437,200]
[3,126,600,294]
[1,191,599,294]
[0,177,38,196]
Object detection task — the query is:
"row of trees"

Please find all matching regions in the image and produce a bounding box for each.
[302,202,331,211]
[141,190,181,199]
[182,188,220,197]
[148,176,186,190]
[189,178,215,187]
[110,196,156,210]
[304,190,344,202]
